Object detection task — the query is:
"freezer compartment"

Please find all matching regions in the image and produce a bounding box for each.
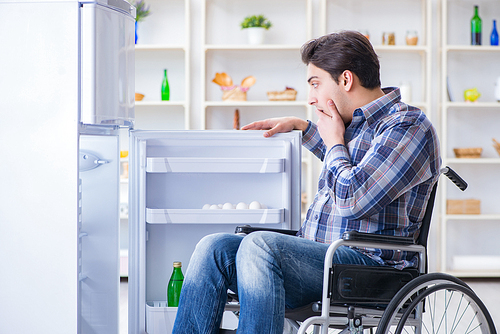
[80,1,135,127]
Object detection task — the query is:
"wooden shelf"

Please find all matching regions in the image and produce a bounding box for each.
[444,102,500,108]
[443,270,500,278]
[445,214,500,220]
[204,44,302,51]
[445,45,500,52]
[204,101,309,107]
[445,158,500,164]
[374,45,430,53]
[135,44,187,51]
[135,101,187,107]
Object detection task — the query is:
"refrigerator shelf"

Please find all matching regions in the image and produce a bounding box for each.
[146,157,284,173]
[146,208,284,225]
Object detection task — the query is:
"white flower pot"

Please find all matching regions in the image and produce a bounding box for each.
[246,27,266,45]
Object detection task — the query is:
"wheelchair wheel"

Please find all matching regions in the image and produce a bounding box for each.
[376,273,496,334]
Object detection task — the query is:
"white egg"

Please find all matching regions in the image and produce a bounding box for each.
[222,202,235,210]
[236,202,248,210]
[249,201,261,210]
[202,204,211,210]
[209,204,221,210]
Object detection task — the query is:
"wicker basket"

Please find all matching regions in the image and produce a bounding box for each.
[222,87,247,101]
[453,147,482,158]
[135,93,145,101]
[267,89,297,101]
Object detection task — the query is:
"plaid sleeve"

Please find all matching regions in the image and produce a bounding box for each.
[323,117,435,220]
[302,121,326,161]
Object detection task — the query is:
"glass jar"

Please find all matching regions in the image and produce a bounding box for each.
[406,30,418,45]
[382,32,395,45]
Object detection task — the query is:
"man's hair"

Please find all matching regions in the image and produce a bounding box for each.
[300,31,381,89]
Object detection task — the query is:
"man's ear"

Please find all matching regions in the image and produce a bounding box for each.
[341,70,354,92]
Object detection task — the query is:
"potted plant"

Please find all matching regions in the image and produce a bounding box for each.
[133,0,151,44]
[240,15,272,45]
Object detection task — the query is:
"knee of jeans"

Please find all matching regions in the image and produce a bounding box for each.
[195,233,235,254]
[237,231,276,260]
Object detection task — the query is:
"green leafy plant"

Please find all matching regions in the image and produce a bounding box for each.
[240,15,272,30]
[134,0,151,22]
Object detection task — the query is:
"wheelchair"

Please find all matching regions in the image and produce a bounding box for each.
[229,166,497,334]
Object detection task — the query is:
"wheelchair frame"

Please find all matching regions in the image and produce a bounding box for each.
[231,167,497,334]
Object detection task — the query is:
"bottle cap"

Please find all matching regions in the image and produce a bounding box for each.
[173,261,182,268]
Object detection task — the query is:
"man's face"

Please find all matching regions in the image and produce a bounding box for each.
[307,64,351,124]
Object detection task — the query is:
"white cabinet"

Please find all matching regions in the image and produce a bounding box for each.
[319,0,432,117]
[440,0,500,276]
[134,0,190,130]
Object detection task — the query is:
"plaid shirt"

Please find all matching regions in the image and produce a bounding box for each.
[298,87,441,269]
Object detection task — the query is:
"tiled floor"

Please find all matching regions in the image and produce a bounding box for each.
[119,278,500,334]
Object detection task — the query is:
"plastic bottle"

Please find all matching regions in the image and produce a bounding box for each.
[161,69,170,101]
[167,261,184,307]
[491,20,499,46]
[471,5,482,45]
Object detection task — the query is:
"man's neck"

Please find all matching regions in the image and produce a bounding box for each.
[352,87,385,110]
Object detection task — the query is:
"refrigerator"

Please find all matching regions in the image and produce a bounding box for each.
[0,1,303,334]
[0,0,134,333]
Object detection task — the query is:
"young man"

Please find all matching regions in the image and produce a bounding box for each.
[172,31,441,334]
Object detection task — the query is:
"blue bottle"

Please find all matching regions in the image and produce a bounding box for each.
[491,20,499,46]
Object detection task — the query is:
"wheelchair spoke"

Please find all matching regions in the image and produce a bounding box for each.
[376,279,496,334]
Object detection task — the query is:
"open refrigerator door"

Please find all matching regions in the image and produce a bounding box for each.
[127,130,302,333]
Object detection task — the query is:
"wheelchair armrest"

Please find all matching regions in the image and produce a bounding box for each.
[235,225,298,236]
[342,231,415,245]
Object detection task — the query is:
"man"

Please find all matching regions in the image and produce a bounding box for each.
[172,30,441,334]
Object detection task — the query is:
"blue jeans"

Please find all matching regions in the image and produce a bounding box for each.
[171,231,380,334]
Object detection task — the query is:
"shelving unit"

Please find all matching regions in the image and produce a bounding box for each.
[440,0,500,276]
[200,0,316,213]
[200,0,314,129]
[319,0,433,119]
[134,0,190,130]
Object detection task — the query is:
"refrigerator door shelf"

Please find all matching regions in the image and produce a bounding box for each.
[145,303,177,334]
[146,157,284,173]
[146,208,284,225]
[145,302,238,334]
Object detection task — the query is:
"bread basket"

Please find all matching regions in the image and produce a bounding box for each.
[453,147,482,159]
[267,88,297,101]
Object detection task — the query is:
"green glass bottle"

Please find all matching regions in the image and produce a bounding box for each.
[161,69,170,101]
[167,261,184,307]
[471,5,482,45]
